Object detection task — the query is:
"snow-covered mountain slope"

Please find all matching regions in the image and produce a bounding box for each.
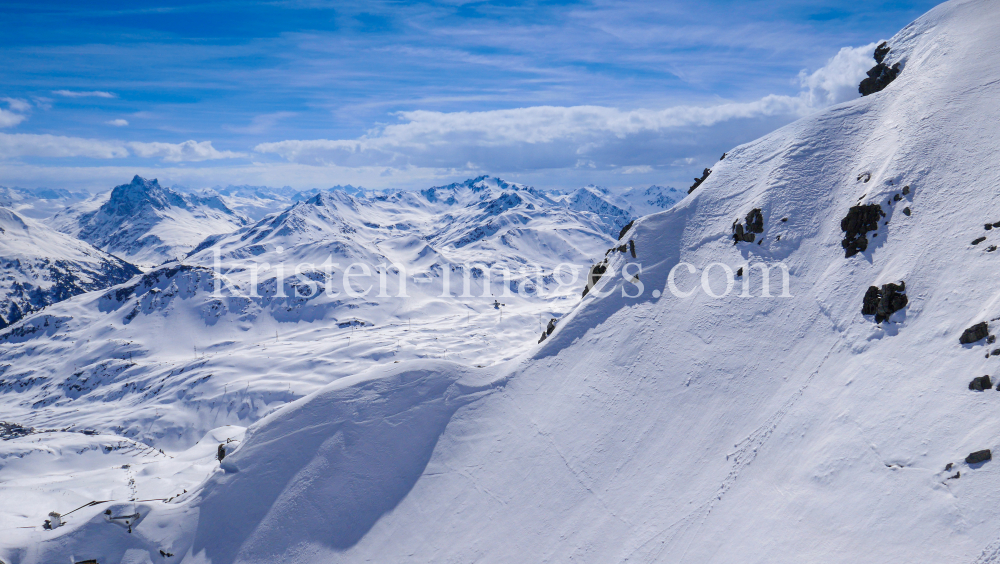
[50,176,250,267]
[0,185,89,220]
[557,184,681,234]
[618,183,684,215]
[0,207,140,328]
[7,1,1000,561]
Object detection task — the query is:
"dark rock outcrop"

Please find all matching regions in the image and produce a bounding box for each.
[966,449,992,465]
[960,322,990,345]
[688,168,711,194]
[732,208,764,244]
[970,375,993,391]
[840,204,885,258]
[861,281,907,323]
[0,421,34,440]
[859,43,901,96]
[618,220,635,241]
[582,261,608,297]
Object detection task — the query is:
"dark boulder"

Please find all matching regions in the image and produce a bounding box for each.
[960,322,989,344]
[217,444,226,461]
[970,375,992,391]
[966,449,992,465]
[902,207,911,216]
[841,204,885,258]
[973,236,987,245]
[861,281,907,323]
[629,239,636,258]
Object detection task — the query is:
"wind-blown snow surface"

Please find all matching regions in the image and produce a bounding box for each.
[6,1,1000,561]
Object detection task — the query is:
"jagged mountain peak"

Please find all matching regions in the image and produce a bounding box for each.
[50,176,250,265]
[102,175,186,215]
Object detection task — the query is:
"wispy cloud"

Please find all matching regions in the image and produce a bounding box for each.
[223,112,297,135]
[0,133,129,158]
[52,90,117,99]
[107,119,129,127]
[0,133,244,162]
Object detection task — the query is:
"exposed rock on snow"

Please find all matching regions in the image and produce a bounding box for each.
[969,375,992,391]
[861,281,908,323]
[841,203,885,258]
[966,449,992,464]
[860,42,903,96]
[960,321,989,344]
[732,208,764,244]
[687,167,712,194]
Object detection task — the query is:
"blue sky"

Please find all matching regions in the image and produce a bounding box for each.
[0,0,941,192]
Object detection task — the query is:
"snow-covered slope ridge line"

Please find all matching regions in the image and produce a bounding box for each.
[0,207,139,328]
[49,175,250,267]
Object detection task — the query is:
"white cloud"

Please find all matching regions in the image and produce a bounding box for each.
[127,140,246,162]
[254,95,807,168]
[0,98,30,128]
[0,134,244,162]
[799,43,877,108]
[2,98,31,113]
[52,90,118,99]
[107,119,129,127]
[0,109,27,129]
[0,133,129,158]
